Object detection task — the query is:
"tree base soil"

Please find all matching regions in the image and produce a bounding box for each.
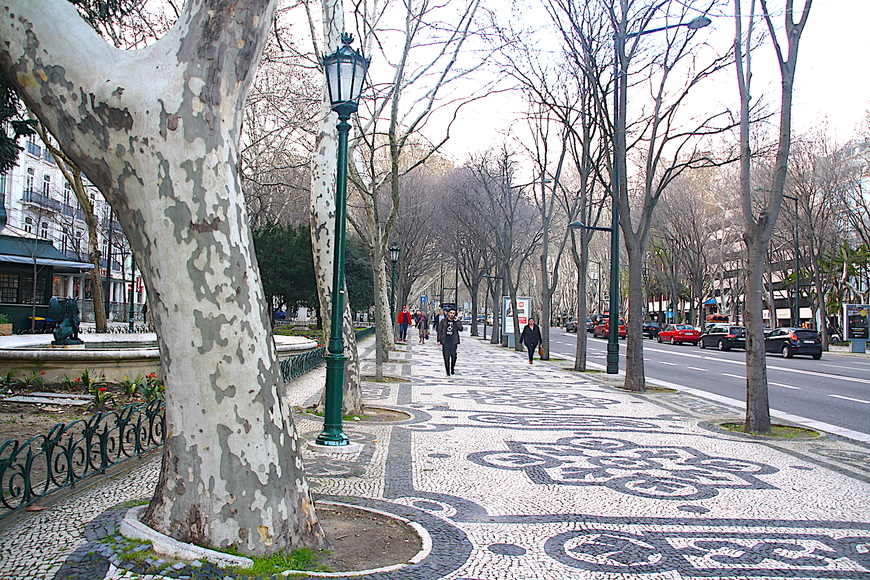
[314,503,423,572]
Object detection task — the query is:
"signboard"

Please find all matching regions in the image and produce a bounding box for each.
[420,295,427,303]
[503,296,531,335]
[843,304,869,340]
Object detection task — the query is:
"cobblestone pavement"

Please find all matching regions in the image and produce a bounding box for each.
[1,331,869,579]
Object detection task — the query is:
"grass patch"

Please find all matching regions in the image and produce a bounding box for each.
[360,374,411,382]
[719,421,821,439]
[615,385,676,393]
[224,546,330,577]
[561,367,604,373]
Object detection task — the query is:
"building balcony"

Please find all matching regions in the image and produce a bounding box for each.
[22,189,63,213]
[26,141,42,157]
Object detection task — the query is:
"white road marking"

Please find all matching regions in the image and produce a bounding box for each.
[769,382,801,390]
[642,344,870,385]
[660,361,677,366]
[687,366,708,372]
[829,394,870,404]
[723,373,744,379]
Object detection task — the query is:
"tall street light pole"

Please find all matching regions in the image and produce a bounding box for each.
[783,193,799,327]
[569,220,619,372]
[610,13,712,374]
[314,33,369,449]
[389,243,400,320]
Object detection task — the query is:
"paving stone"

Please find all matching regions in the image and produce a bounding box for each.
[0,330,868,579]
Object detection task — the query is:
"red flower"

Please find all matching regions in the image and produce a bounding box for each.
[75,377,82,383]
[40,371,45,375]
[99,387,107,392]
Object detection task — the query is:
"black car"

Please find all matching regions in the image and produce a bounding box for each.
[764,327,822,359]
[642,322,660,339]
[586,317,594,333]
[699,324,746,351]
[565,318,578,333]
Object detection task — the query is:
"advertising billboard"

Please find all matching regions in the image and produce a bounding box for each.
[843,304,869,340]
[503,296,531,335]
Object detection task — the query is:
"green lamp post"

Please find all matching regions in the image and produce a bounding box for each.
[389,243,400,319]
[314,33,369,448]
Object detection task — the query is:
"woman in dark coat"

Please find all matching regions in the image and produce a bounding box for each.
[519,318,543,364]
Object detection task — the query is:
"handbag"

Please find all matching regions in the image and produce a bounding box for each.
[537,345,544,357]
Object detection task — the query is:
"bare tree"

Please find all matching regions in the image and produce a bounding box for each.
[33,121,109,330]
[346,0,488,377]
[609,0,733,391]
[734,0,813,433]
[465,147,543,349]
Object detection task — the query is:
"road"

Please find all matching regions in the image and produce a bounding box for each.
[547,328,870,440]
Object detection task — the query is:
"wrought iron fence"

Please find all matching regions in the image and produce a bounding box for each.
[0,327,377,518]
[278,327,376,382]
[0,400,164,518]
[279,345,326,382]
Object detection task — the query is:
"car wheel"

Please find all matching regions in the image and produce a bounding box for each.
[670,336,677,345]
[782,344,793,358]
[718,339,729,352]
[656,335,662,343]
[699,339,706,349]
[812,353,822,360]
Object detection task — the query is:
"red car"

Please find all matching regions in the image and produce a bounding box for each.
[657,323,701,345]
[593,318,627,339]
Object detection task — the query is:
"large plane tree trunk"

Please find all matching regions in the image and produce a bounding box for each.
[0,0,324,556]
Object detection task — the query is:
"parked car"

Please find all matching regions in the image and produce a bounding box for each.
[657,324,701,345]
[699,324,746,351]
[642,321,660,339]
[565,318,578,333]
[593,318,626,339]
[764,327,822,359]
[586,317,594,333]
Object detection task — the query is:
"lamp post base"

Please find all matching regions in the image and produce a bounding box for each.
[606,342,620,374]
[308,440,362,454]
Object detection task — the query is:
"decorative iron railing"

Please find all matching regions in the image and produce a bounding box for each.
[0,327,377,518]
[280,345,326,382]
[0,400,164,518]
[278,327,376,382]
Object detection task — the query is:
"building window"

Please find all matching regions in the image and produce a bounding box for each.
[26,167,35,193]
[24,216,33,233]
[21,274,48,304]
[63,182,72,206]
[40,221,49,239]
[0,273,18,303]
[42,174,51,196]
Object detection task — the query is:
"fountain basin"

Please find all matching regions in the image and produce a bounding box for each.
[0,334,317,384]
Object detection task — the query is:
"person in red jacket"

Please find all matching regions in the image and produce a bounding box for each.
[396,306,413,342]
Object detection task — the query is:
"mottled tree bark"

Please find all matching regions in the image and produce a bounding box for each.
[0,0,324,555]
[309,0,362,414]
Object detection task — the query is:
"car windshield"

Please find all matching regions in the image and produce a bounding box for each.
[675,324,694,330]
[728,327,746,336]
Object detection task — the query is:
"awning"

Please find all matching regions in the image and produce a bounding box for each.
[704,298,717,305]
[0,255,93,270]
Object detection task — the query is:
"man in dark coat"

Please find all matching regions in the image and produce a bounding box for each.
[437,308,463,376]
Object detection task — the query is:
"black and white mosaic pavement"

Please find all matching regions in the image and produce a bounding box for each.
[1,330,868,579]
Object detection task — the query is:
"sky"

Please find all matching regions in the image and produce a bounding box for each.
[439,0,870,162]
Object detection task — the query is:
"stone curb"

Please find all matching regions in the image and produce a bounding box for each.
[119,505,253,569]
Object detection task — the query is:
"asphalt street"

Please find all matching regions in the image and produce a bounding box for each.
[548,328,870,440]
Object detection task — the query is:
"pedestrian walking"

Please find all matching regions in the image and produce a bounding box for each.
[520,318,543,364]
[437,308,463,376]
[432,307,446,331]
[396,306,413,342]
[415,310,429,344]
